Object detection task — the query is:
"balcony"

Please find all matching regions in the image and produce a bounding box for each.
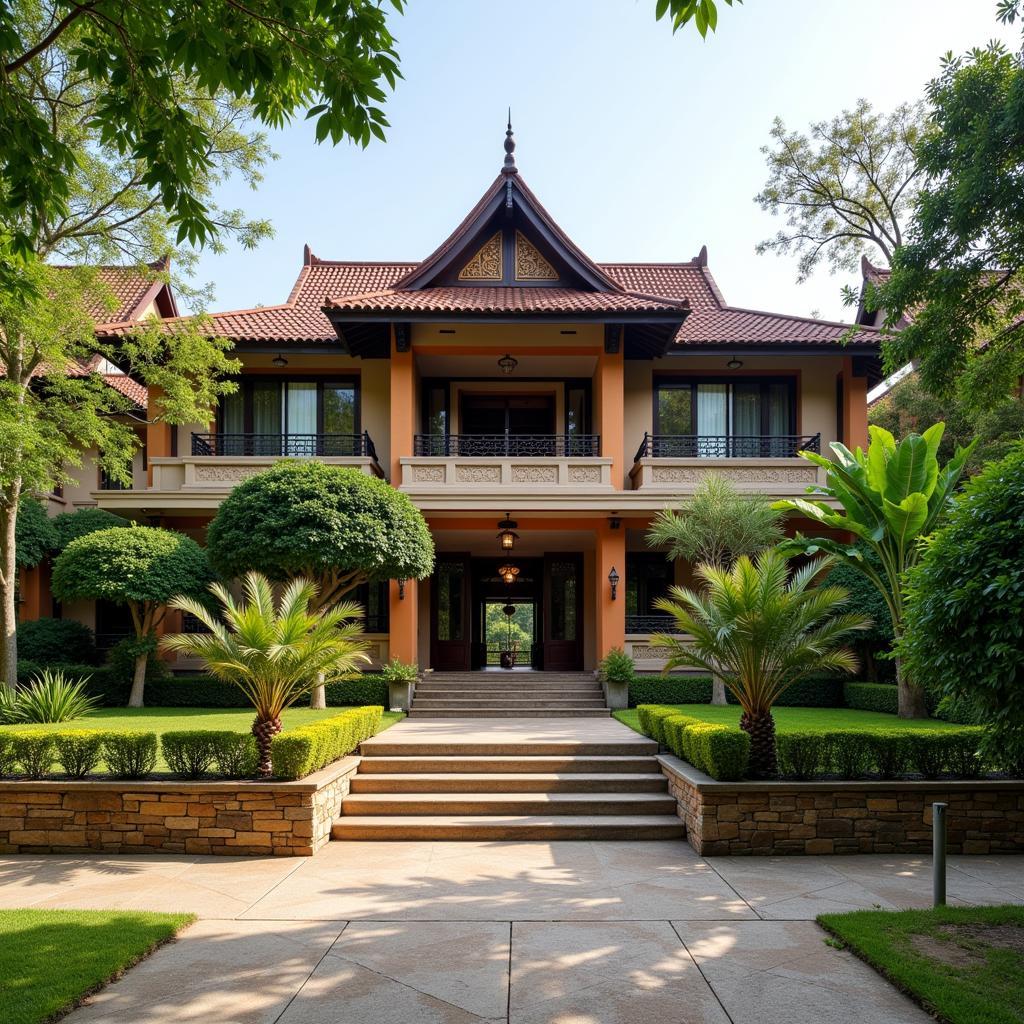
[629,432,823,494]
[192,432,378,460]
[401,433,613,494]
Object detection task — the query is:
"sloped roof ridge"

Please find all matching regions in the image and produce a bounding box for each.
[717,302,879,332]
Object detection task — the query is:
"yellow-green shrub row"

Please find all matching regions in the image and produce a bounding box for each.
[270,705,383,780]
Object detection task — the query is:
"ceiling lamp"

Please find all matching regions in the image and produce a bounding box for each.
[498,353,518,375]
[272,353,289,367]
[498,563,520,585]
[497,513,519,551]
[726,357,743,370]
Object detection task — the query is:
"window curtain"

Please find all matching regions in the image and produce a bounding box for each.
[251,381,282,454]
[696,384,727,457]
[285,382,317,455]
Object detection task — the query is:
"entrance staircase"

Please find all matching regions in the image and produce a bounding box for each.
[408,671,610,718]
[332,716,685,841]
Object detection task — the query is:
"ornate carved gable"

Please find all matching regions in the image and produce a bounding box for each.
[515,231,557,281]
[457,231,503,281]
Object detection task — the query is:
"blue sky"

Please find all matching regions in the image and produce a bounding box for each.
[187,0,1018,322]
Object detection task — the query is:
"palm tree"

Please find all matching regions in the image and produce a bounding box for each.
[651,549,870,777]
[161,572,370,776]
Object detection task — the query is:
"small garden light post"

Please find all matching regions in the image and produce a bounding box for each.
[933,802,947,906]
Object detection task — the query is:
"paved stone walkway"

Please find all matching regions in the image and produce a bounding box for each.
[3,842,1022,1022]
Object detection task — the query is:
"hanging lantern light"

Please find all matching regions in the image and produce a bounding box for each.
[497,353,518,375]
[498,563,520,585]
[502,603,516,617]
[497,513,519,551]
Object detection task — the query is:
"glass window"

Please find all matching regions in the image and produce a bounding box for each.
[221,389,244,434]
[251,380,282,453]
[436,559,465,642]
[324,384,356,434]
[548,559,578,642]
[626,554,673,619]
[656,387,692,434]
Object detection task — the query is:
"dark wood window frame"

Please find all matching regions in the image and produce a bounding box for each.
[217,375,361,435]
[653,375,798,436]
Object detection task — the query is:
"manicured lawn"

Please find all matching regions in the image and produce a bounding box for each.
[1,909,193,1024]
[613,704,963,735]
[0,708,405,772]
[819,905,1024,1024]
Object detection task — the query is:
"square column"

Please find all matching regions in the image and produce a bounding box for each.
[145,385,174,485]
[595,336,624,488]
[840,357,869,451]
[389,328,415,484]
[388,578,418,666]
[594,519,626,660]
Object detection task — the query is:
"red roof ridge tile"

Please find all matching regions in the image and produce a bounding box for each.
[716,303,879,332]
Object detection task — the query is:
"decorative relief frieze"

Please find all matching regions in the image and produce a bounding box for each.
[458,231,503,280]
[511,465,558,484]
[455,464,502,483]
[568,465,602,483]
[649,465,817,484]
[191,465,262,484]
[410,465,446,483]
[514,230,557,280]
[630,644,674,660]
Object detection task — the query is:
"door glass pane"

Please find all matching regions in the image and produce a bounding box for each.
[732,381,761,457]
[696,384,727,457]
[657,387,692,434]
[566,386,588,455]
[436,559,465,642]
[220,389,244,455]
[324,384,356,454]
[284,382,317,455]
[251,381,282,454]
[548,560,578,642]
[766,381,793,455]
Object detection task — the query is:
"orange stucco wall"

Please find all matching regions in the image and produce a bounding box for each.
[594,520,626,659]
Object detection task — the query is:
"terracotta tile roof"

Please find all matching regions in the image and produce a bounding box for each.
[97,247,876,348]
[101,373,147,409]
[326,285,686,315]
[58,258,173,323]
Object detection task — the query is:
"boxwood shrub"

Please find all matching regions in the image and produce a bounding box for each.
[53,730,107,778]
[161,731,218,778]
[16,619,98,666]
[639,707,750,781]
[844,682,898,714]
[631,674,844,709]
[271,705,383,780]
[102,732,158,779]
[9,734,55,778]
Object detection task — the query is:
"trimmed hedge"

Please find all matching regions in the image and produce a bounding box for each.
[774,727,987,780]
[271,705,383,780]
[637,705,750,781]
[102,732,158,778]
[16,619,99,666]
[53,730,107,778]
[160,730,259,779]
[630,674,845,709]
[843,682,898,714]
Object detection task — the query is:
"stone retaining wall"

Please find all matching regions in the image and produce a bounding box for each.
[658,754,1024,857]
[0,758,358,857]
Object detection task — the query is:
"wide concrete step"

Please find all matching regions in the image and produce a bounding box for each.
[425,673,596,681]
[349,772,669,793]
[331,815,685,841]
[356,754,661,774]
[342,792,677,816]
[413,698,607,708]
[414,686,604,695]
[408,708,611,719]
[361,738,657,757]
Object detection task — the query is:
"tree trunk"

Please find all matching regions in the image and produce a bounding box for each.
[740,709,777,778]
[896,658,928,719]
[252,715,283,777]
[0,495,18,692]
[711,673,727,706]
[128,652,147,708]
[309,671,326,709]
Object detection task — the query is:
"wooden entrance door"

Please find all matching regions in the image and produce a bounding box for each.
[431,554,471,671]
[543,553,583,671]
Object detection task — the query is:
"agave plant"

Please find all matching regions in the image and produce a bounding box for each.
[13,670,100,723]
[651,549,870,777]
[161,572,370,776]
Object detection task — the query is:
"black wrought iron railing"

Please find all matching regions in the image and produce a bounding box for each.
[633,432,821,461]
[482,642,536,668]
[625,614,684,635]
[192,431,378,461]
[413,434,601,457]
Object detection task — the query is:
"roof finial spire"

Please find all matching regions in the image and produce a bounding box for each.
[502,109,517,176]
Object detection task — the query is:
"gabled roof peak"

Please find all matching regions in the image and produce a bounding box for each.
[502,112,518,176]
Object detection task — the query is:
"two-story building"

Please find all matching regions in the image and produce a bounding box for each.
[44,129,879,675]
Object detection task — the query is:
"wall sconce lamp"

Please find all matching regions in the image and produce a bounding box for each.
[608,516,621,530]
[497,514,519,551]
[726,357,743,370]
[608,566,620,601]
[397,578,406,600]
[498,353,518,375]
[272,353,289,367]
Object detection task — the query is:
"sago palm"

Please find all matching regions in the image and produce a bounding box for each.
[161,572,370,776]
[651,549,870,777]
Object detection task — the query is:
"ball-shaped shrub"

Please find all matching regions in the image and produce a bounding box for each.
[51,507,130,551]
[900,445,1024,768]
[206,462,435,595]
[16,618,98,666]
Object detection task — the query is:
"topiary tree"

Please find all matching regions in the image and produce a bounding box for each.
[206,463,434,707]
[647,475,784,704]
[899,444,1024,771]
[51,526,213,707]
[51,508,131,552]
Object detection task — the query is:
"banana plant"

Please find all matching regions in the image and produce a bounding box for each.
[774,422,975,718]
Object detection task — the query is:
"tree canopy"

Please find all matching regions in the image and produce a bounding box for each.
[13,496,56,570]
[51,525,213,705]
[51,507,131,552]
[755,99,925,284]
[655,0,740,37]
[206,462,435,606]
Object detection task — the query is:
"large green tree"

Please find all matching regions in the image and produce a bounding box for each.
[775,423,974,719]
[875,14,1024,399]
[756,99,925,285]
[206,462,434,707]
[51,525,213,706]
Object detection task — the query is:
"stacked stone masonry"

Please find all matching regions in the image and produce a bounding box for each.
[0,758,357,857]
[659,755,1024,857]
